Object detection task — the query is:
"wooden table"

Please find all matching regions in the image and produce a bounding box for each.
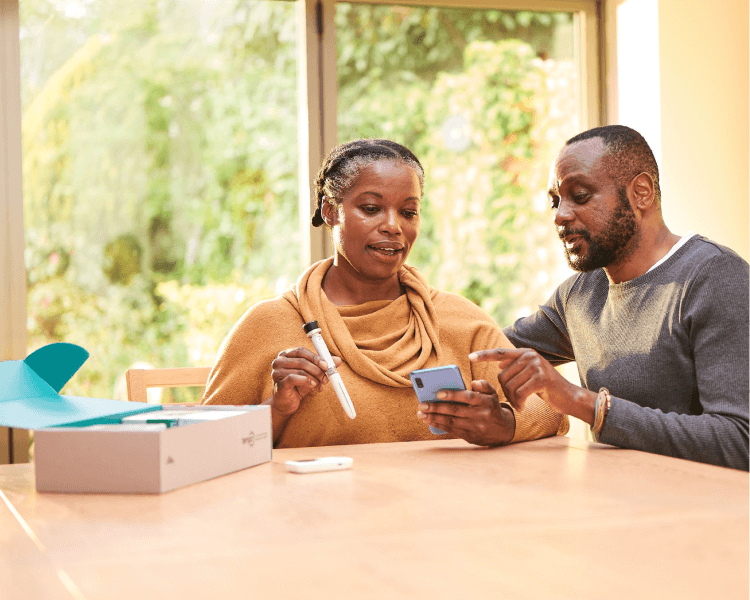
[1,437,747,600]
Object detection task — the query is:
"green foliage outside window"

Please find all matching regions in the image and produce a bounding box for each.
[21,0,576,399]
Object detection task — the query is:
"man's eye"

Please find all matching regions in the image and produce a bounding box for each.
[549,196,560,209]
[573,193,589,203]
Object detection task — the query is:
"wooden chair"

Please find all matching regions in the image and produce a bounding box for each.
[125,367,212,404]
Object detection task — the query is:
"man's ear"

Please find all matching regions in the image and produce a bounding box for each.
[320,199,339,226]
[630,172,655,211]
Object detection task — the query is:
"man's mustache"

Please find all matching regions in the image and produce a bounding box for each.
[558,227,590,242]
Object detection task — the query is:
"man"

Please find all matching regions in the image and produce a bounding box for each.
[420,125,749,470]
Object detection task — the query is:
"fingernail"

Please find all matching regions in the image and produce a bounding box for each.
[468,352,479,360]
[417,411,426,419]
[436,391,447,400]
[323,375,329,384]
[418,404,428,411]
[320,360,328,369]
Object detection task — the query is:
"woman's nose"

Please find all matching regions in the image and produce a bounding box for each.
[380,209,402,234]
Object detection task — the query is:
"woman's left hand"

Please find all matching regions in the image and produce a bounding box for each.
[416,379,516,446]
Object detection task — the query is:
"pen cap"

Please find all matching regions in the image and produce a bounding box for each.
[303,320,320,336]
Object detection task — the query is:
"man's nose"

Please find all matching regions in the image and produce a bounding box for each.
[553,199,574,227]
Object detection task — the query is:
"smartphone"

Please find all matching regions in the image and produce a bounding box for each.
[285,457,353,474]
[409,365,467,435]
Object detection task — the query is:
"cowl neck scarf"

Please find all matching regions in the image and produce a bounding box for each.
[282,257,442,387]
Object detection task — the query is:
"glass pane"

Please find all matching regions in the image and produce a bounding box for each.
[21,0,300,401]
[337,4,579,325]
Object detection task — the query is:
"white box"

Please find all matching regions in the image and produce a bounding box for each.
[33,405,271,494]
[0,342,272,494]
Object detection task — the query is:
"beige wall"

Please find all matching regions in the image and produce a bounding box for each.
[657,0,749,260]
[605,0,748,259]
[659,0,750,260]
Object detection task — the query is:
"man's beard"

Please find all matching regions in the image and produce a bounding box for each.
[559,187,639,272]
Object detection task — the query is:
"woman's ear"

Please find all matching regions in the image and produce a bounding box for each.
[320,198,338,226]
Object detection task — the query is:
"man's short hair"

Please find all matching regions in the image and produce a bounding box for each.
[566,125,661,207]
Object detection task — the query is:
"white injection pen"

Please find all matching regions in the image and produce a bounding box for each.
[303,320,356,419]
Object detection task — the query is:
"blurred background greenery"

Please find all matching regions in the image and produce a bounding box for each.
[21,0,578,401]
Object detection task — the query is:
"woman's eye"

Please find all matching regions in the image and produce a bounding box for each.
[403,210,419,218]
[361,205,379,214]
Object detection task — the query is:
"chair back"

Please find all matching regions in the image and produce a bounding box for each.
[125,367,212,404]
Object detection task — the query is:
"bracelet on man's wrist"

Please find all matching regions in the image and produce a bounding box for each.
[591,387,611,442]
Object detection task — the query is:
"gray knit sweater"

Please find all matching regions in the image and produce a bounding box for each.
[504,235,749,470]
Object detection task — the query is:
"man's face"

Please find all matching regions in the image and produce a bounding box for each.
[547,138,639,272]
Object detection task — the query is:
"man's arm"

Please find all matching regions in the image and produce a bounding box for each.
[482,253,750,470]
[502,275,579,367]
[597,252,749,470]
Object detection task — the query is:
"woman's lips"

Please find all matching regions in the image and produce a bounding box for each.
[367,244,404,258]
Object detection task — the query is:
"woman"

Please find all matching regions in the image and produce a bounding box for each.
[202,139,567,447]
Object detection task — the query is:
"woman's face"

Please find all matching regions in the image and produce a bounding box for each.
[322,159,422,283]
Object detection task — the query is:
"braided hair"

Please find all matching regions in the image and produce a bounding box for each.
[312,139,425,227]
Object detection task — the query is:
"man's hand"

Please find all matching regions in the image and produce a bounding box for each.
[469,348,596,425]
[416,379,516,446]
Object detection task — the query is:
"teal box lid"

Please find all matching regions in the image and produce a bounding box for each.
[0,343,162,429]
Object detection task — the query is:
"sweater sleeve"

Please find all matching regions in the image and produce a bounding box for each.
[502,276,579,367]
[464,303,569,442]
[600,253,749,470]
[202,297,303,407]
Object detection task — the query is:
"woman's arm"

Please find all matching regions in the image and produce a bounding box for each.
[202,299,334,444]
[417,293,567,444]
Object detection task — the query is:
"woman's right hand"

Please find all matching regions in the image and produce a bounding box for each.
[269,347,342,416]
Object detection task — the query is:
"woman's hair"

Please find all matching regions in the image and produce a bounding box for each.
[312,139,425,227]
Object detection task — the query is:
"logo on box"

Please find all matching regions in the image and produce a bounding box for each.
[242,431,268,447]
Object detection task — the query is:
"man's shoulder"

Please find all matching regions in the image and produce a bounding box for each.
[684,234,745,258]
[670,235,749,279]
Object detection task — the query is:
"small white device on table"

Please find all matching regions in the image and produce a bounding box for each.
[285,456,354,474]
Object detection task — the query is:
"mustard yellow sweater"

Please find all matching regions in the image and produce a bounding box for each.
[202,259,567,447]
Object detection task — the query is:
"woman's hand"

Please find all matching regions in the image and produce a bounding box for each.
[267,347,342,416]
[416,380,516,446]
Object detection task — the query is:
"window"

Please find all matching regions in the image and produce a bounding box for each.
[19,0,302,400]
[335,3,585,325]
[3,0,598,405]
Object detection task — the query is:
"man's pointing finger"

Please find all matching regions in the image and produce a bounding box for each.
[469,348,526,364]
